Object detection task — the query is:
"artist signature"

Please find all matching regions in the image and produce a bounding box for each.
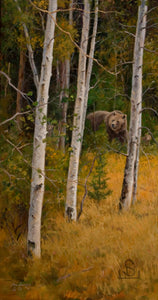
[118,259,140,279]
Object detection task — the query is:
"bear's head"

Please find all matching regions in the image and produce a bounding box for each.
[107,111,127,134]
[86,110,128,143]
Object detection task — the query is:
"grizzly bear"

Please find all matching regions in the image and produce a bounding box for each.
[87,110,128,144]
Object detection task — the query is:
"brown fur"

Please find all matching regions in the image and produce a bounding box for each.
[87,110,128,143]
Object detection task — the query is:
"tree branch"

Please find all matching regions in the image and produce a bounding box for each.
[0,111,31,127]
[140,107,158,117]
[105,144,128,157]
[14,0,39,89]
[142,82,155,96]
[124,30,135,38]
[141,126,158,146]
[2,135,57,187]
[144,47,158,53]
[57,266,93,282]
[0,168,28,183]
[147,6,158,14]
[0,71,33,103]
[29,0,119,76]
[77,156,96,221]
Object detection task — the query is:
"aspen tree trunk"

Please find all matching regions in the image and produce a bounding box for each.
[132,109,142,204]
[58,0,73,153]
[132,2,147,203]
[27,0,57,258]
[119,0,147,210]
[16,50,26,130]
[81,0,98,146]
[65,0,90,221]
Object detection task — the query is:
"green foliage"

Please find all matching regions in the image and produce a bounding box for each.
[88,154,112,203]
[1,0,19,57]
[0,127,32,236]
[54,17,78,62]
[43,143,69,214]
[0,1,158,299]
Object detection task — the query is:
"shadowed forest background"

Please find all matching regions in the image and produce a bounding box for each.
[0,0,158,299]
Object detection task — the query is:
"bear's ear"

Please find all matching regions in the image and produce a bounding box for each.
[122,114,126,119]
[113,112,116,116]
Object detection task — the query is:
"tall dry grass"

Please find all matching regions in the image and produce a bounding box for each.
[0,153,158,300]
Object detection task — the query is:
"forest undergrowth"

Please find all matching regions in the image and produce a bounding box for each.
[0,152,158,300]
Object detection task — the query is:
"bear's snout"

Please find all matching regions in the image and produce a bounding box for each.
[112,121,119,129]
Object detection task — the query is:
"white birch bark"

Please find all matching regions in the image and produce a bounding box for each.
[27,0,57,257]
[119,0,147,210]
[132,3,147,203]
[65,0,90,221]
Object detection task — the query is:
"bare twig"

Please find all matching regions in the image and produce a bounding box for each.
[0,71,33,103]
[18,143,32,150]
[0,168,28,183]
[2,135,31,165]
[0,111,31,127]
[142,82,155,96]
[144,47,158,54]
[14,0,39,89]
[119,22,136,28]
[140,107,158,117]
[124,30,135,38]
[2,135,57,187]
[105,144,127,157]
[29,0,121,16]
[116,60,134,67]
[57,266,93,282]
[147,23,158,29]
[29,0,119,76]
[39,11,45,32]
[77,156,96,220]
[147,6,158,14]
[141,126,158,146]
[89,79,100,91]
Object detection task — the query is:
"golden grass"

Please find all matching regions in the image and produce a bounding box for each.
[0,153,158,300]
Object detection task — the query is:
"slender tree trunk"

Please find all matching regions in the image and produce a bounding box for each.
[58,60,70,153]
[16,50,26,130]
[65,0,90,221]
[81,0,98,148]
[58,61,67,152]
[58,0,73,153]
[4,63,10,97]
[132,108,142,204]
[27,0,57,258]
[119,0,147,210]
[56,60,60,91]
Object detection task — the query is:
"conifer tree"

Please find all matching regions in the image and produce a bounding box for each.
[88,155,111,203]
